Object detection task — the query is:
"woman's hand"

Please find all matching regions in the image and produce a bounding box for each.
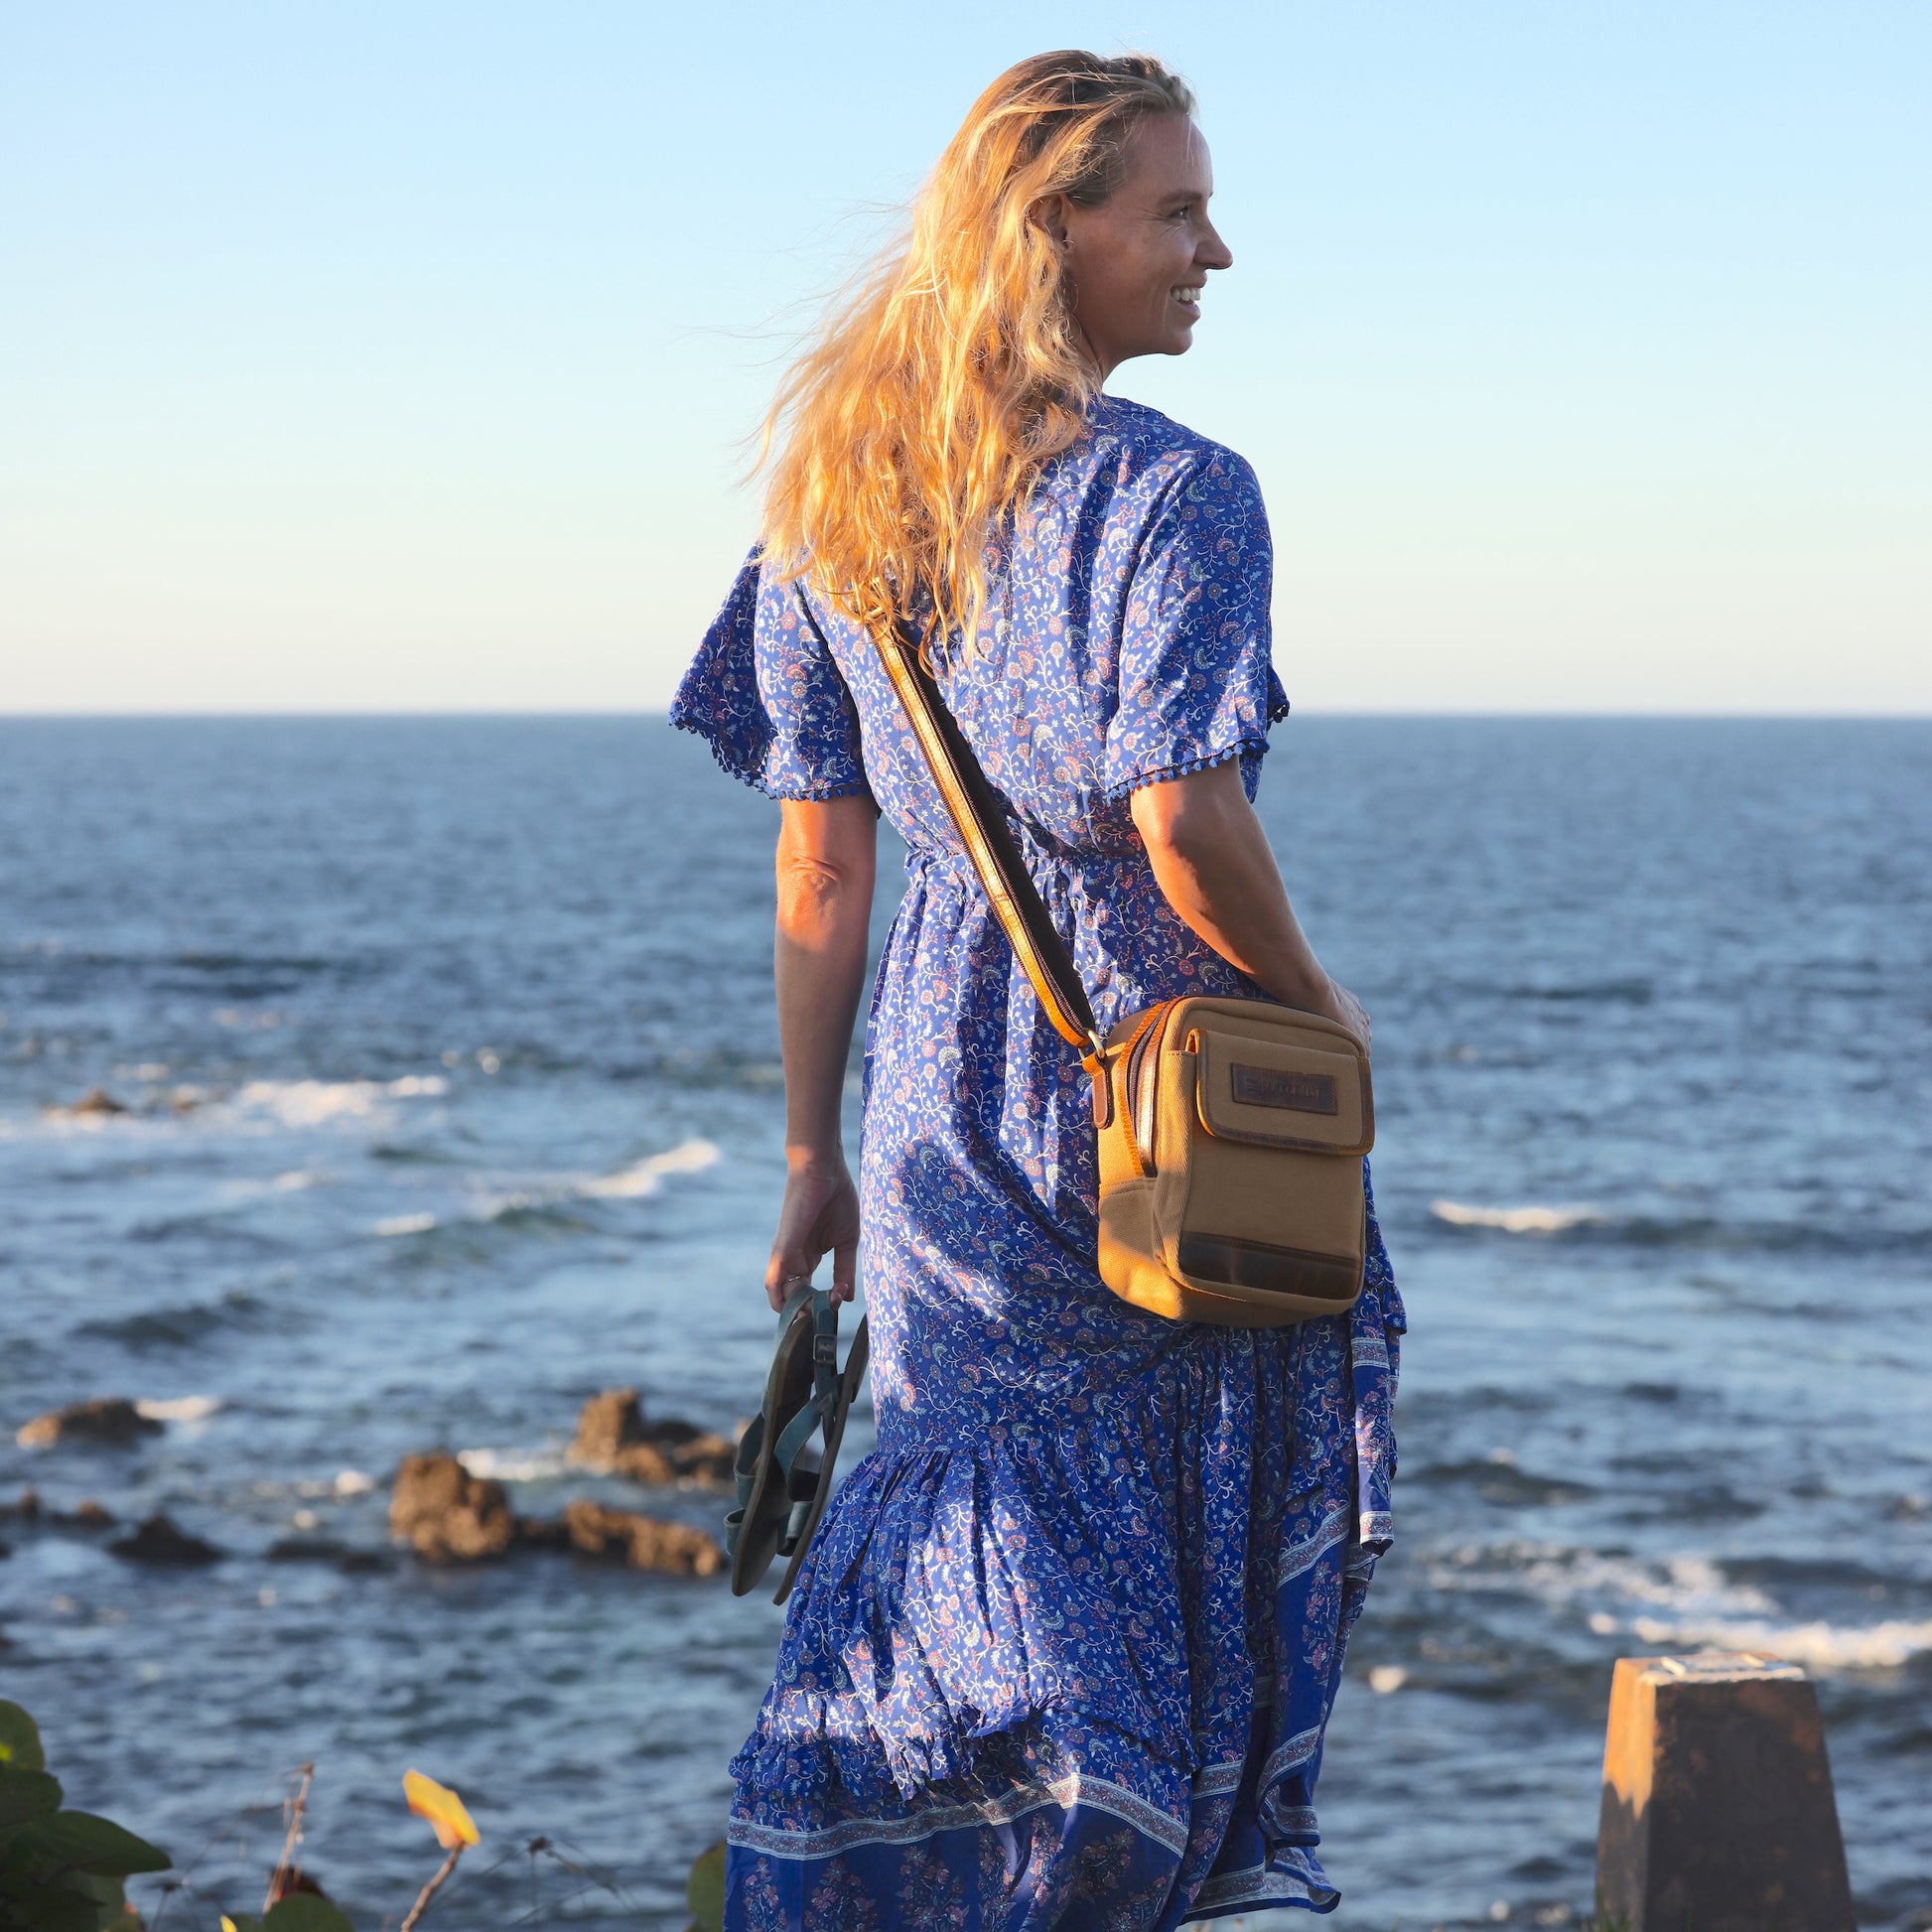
[1311,978,1372,1056]
[765,1153,861,1310]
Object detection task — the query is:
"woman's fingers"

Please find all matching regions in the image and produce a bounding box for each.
[831,1231,858,1305]
[1321,980,1371,1056]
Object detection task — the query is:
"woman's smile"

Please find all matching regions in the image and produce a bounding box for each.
[1039,112,1233,378]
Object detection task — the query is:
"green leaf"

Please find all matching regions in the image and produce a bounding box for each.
[60,1868,126,1917]
[262,1895,355,1932]
[0,1701,47,1773]
[0,1767,65,1830]
[685,1840,726,1932]
[34,1811,171,1876]
[12,1878,107,1932]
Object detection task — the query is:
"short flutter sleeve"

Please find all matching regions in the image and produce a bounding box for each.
[1102,450,1290,800]
[669,550,871,801]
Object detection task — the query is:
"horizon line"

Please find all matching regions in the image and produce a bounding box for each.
[1,708,1927,725]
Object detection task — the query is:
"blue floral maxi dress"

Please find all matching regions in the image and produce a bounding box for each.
[671,395,1404,1929]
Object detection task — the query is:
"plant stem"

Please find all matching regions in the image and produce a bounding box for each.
[399,1846,464,1931]
[265,1763,315,1913]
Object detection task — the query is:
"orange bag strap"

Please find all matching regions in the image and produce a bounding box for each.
[868,620,1106,1079]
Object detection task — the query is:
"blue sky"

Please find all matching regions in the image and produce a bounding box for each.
[4,2,1926,712]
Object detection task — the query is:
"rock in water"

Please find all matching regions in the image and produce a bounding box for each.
[109,1514,223,1566]
[16,1398,165,1449]
[389,1451,515,1562]
[569,1388,649,1466]
[66,1086,129,1117]
[568,1388,735,1488]
[557,1499,725,1577]
[667,1431,736,1487]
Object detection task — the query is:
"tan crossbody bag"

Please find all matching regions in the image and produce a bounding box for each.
[873,624,1372,1328]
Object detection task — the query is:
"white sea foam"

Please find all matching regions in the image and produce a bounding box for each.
[1621,1615,1932,1672]
[135,1395,223,1424]
[1432,1544,1777,1619]
[223,1075,448,1130]
[1433,1542,1930,1673]
[458,1447,566,1482]
[333,1469,376,1496]
[1431,1199,1602,1234]
[1367,1665,1409,1695]
[476,1140,724,1217]
[575,1139,722,1198]
[373,1212,438,1237]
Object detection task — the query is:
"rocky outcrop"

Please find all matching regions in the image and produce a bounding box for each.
[266,1536,393,1574]
[388,1449,726,1577]
[388,1452,516,1562]
[108,1513,223,1566]
[567,1389,734,1488]
[0,1489,114,1529]
[56,1086,129,1118]
[547,1499,724,1577]
[16,1398,163,1450]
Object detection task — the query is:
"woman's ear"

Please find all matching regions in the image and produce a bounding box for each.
[1031,192,1073,257]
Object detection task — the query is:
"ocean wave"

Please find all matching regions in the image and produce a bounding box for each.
[134,1395,223,1424]
[1429,1544,1779,1620]
[458,1447,567,1482]
[477,1141,721,1221]
[1431,1200,1603,1234]
[367,1140,719,1237]
[373,1212,439,1237]
[1428,1542,1932,1672]
[73,1290,271,1349]
[573,1139,722,1198]
[225,1076,448,1129]
[1621,1614,1932,1672]
[11,1074,452,1139]
[1426,1198,1927,1257]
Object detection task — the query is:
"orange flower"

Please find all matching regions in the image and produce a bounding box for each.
[402,1770,479,1850]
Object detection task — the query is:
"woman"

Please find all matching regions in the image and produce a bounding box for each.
[672,50,1403,1929]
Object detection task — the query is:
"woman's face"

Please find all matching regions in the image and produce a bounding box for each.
[1042,115,1232,380]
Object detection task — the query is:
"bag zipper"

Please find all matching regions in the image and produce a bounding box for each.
[1127,1002,1170,1174]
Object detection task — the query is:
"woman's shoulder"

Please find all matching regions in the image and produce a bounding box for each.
[1068,394,1263,512]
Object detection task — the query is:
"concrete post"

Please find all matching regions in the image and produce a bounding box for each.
[1595,1652,1854,1931]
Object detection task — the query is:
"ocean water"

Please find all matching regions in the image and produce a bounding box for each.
[0,715,1927,1931]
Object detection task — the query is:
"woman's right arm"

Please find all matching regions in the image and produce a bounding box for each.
[765,794,879,1310]
[1129,759,1370,1050]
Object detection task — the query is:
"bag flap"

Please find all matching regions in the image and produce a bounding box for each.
[1191,1023,1373,1155]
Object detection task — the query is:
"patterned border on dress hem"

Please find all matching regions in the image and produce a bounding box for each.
[1190,1758,1247,1799]
[1099,733,1274,804]
[727,1769,1189,1863]
[1185,1861,1334,1916]
[667,711,874,805]
[1279,1501,1352,1584]
[1351,1334,1390,1369]
[1259,1721,1324,1791]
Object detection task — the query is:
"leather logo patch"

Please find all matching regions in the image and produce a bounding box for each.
[1230,1063,1339,1115]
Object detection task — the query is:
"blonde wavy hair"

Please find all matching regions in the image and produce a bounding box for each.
[757,50,1195,655]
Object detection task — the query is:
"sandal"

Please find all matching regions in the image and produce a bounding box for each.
[726,1284,870,1603]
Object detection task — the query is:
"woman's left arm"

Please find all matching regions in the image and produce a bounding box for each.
[766,794,878,1310]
